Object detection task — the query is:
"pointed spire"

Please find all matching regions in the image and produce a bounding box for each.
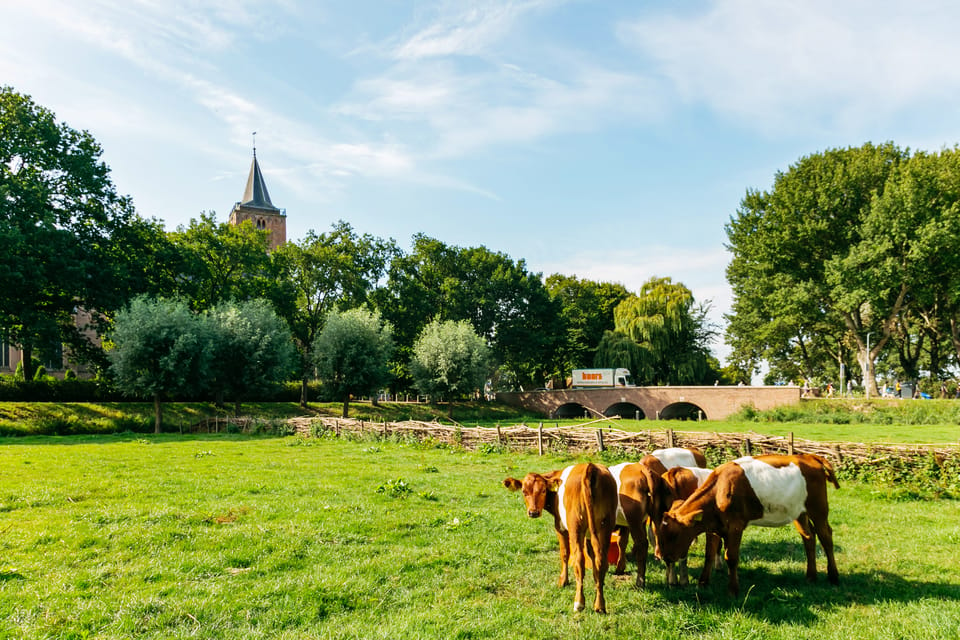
[241,146,279,211]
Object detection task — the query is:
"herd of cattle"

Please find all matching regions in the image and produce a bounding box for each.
[502,448,840,613]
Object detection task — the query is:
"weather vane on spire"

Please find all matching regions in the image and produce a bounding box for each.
[252,131,257,157]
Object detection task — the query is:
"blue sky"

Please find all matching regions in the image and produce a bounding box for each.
[4,1,960,364]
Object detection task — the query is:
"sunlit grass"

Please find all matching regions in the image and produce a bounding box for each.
[1,433,959,639]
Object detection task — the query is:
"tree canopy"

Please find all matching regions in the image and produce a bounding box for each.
[410,319,491,410]
[0,86,169,379]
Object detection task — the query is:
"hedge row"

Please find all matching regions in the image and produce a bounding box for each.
[0,379,324,403]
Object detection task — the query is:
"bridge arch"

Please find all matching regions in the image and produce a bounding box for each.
[603,402,645,420]
[554,402,590,419]
[659,401,707,421]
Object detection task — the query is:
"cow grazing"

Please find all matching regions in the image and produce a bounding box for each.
[503,463,618,612]
[656,454,840,596]
[607,447,708,587]
[652,466,720,586]
[607,461,660,587]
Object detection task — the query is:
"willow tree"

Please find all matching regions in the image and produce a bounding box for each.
[596,277,716,385]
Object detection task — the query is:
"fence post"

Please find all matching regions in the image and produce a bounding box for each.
[496,424,502,445]
[744,438,752,456]
[788,432,794,455]
[538,422,544,456]
[335,419,340,437]
[635,410,640,421]
[666,428,675,448]
[596,429,605,453]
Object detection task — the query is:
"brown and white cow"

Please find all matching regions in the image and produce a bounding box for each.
[503,463,618,612]
[607,447,709,587]
[651,465,719,586]
[656,453,840,596]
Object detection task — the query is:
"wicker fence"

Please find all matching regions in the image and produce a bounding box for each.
[288,416,959,466]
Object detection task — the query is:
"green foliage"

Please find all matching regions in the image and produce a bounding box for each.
[376,477,413,498]
[312,307,394,417]
[410,319,491,403]
[597,277,718,384]
[206,299,298,414]
[1,87,174,380]
[373,235,559,390]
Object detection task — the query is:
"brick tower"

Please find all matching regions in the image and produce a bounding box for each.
[228,142,286,252]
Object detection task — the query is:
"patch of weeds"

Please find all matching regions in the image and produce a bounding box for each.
[362,446,381,454]
[419,464,439,473]
[194,450,215,458]
[376,478,412,498]
[418,491,438,501]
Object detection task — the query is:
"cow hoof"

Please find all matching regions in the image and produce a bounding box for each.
[573,602,584,612]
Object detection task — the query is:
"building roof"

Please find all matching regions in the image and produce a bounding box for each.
[240,153,280,211]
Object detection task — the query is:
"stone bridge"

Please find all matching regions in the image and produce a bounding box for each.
[496,385,801,421]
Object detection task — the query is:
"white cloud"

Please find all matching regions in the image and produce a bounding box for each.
[618,0,960,134]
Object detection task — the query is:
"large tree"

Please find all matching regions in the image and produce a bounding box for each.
[311,308,394,418]
[725,143,907,393]
[0,86,170,379]
[545,274,629,382]
[169,211,283,312]
[273,221,396,405]
[596,276,717,385]
[108,297,213,432]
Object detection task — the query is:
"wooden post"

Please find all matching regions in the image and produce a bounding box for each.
[635,410,640,421]
[359,420,364,435]
[666,428,675,448]
[595,429,605,452]
[538,422,544,456]
[744,438,752,456]
[335,419,340,437]
[496,424,502,445]
[788,432,794,455]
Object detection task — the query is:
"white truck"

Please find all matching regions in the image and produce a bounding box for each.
[571,368,634,388]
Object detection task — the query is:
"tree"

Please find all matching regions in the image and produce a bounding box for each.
[596,277,718,385]
[207,299,297,416]
[311,308,393,418]
[374,235,559,390]
[169,211,282,312]
[726,143,907,393]
[108,297,213,432]
[410,319,491,413]
[274,222,396,405]
[545,274,629,382]
[0,86,170,379]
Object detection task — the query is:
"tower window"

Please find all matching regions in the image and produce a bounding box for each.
[256,217,266,230]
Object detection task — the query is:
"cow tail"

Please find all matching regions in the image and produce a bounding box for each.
[815,454,841,489]
[582,463,601,543]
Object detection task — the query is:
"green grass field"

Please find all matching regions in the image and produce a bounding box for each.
[2,432,959,639]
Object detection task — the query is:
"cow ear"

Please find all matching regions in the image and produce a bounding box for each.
[503,478,522,492]
[547,477,563,492]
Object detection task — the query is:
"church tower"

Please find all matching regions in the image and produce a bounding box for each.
[228,140,286,252]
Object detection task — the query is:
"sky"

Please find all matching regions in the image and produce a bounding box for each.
[4,0,960,365]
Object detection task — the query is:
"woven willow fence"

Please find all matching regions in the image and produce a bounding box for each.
[287,416,959,466]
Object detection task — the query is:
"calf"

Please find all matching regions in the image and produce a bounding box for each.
[608,447,707,587]
[652,466,719,586]
[503,463,618,612]
[656,454,840,596]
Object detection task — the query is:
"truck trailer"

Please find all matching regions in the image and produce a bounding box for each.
[571,368,634,388]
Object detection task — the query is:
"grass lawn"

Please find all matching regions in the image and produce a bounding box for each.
[2,433,959,639]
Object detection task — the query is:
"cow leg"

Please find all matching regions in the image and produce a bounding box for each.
[614,527,629,574]
[723,527,744,596]
[812,515,839,585]
[628,520,648,589]
[591,529,611,613]
[678,555,690,586]
[572,538,587,612]
[697,533,721,586]
[555,530,570,588]
[793,515,819,582]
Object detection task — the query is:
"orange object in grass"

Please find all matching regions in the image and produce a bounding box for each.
[607,530,621,565]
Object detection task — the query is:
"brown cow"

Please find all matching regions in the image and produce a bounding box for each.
[503,463,618,612]
[656,454,840,596]
[652,466,721,586]
[608,447,709,587]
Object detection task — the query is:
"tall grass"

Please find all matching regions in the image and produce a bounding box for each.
[1,433,959,639]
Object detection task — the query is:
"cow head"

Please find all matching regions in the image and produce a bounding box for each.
[655,510,702,563]
[503,472,561,519]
